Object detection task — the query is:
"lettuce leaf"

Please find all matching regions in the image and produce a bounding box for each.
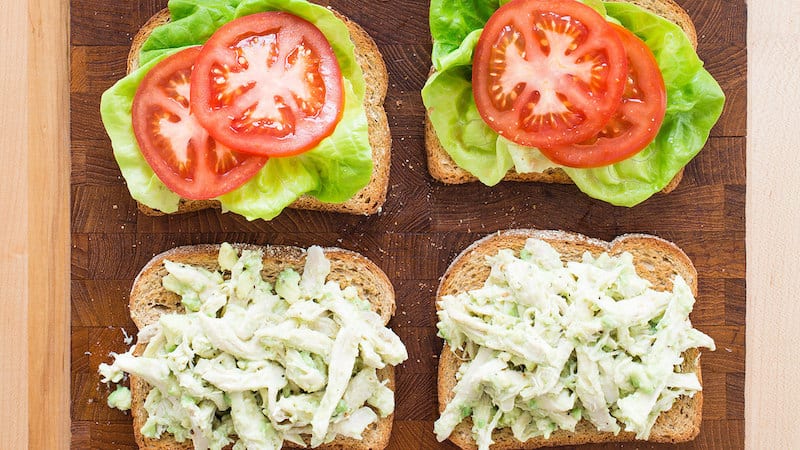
[429,0,500,70]
[100,0,372,220]
[422,31,513,186]
[100,51,186,212]
[422,0,725,206]
[563,2,725,206]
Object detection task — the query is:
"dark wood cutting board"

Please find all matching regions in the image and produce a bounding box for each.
[69,0,746,448]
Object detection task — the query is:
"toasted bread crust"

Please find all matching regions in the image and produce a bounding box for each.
[128,243,397,450]
[129,7,390,217]
[436,229,705,449]
[425,0,696,194]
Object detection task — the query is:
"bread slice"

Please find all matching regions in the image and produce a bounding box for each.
[425,0,696,193]
[127,243,397,450]
[437,229,705,449]
[128,7,391,217]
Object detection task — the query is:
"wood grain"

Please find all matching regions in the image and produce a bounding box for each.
[28,0,72,448]
[68,0,745,449]
[746,0,800,447]
[0,0,70,449]
[0,1,30,448]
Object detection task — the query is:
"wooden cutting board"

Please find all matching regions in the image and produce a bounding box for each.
[69,0,746,448]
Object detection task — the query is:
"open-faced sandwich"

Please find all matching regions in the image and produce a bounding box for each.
[99,243,407,449]
[423,0,725,206]
[435,230,715,448]
[101,0,391,220]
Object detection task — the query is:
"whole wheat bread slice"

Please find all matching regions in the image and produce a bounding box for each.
[425,0,696,194]
[437,229,705,449]
[127,243,397,450]
[128,7,391,217]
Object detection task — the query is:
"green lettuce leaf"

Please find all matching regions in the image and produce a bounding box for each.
[422,0,725,206]
[563,2,725,206]
[100,50,187,213]
[139,0,240,65]
[100,0,372,220]
[429,0,500,70]
[422,30,514,186]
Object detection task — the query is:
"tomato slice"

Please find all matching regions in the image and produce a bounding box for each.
[190,12,344,157]
[131,47,268,200]
[472,0,627,148]
[539,23,667,168]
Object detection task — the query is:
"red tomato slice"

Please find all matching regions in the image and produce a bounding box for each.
[539,23,667,168]
[131,47,268,200]
[472,0,627,148]
[190,12,344,157]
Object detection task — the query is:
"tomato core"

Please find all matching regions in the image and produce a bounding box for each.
[473,0,628,148]
[191,12,345,157]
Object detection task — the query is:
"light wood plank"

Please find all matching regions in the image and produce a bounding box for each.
[27,0,71,448]
[0,0,70,448]
[0,0,30,447]
[747,0,800,448]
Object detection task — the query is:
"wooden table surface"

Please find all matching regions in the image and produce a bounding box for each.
[10,0,800,448]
